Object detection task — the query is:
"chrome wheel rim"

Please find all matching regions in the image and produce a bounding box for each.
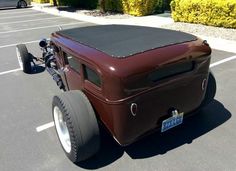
[19,1,27,8]
[16,47,23,70]
[53,106,71,153]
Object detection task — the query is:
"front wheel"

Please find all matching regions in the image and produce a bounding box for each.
[52,90,100,163]
[16,44,32,74]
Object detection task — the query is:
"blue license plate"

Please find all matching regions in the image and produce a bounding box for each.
[161,113,184,132]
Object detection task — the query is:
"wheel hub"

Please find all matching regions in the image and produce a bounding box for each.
[16,48,23,70]
[19,1,26,8]
[53,106,71,153]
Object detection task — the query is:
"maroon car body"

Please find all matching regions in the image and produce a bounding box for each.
[49,25,212,146]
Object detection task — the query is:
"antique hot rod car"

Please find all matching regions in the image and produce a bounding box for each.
[16,25,216,163]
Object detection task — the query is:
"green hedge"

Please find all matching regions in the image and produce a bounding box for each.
[78,0,98,9]
[171,0,236,28]
[105,0,163,16]
[32,0,49,3]
[105,0,123,12]
[50,0,97,8]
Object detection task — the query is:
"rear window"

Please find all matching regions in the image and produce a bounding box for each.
[83,66,101,87]
[148,61,194,82]
[124,61,194,95]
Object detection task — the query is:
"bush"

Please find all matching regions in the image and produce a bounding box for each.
[122,0,163,16]
[50,0,98,8]
[105,0,163,16]
[171,0,236,28]
[105,0,123,12]
[163,0,172,11]
[155,0,164,13]
[32,0,49,3]
[56,0,79,7]
[49,0,58,5]
[78,0,98,9]
[50,0,163,15]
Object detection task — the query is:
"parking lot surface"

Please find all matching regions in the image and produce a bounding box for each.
[0,7,236,171]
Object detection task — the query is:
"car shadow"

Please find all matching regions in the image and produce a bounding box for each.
[57,6,77,12]
[28,53,45,74]
[77,125,124,169]
[125,100,231,159]
[78,100,231,169]
[31,64,45,74]
[0,6,32,11]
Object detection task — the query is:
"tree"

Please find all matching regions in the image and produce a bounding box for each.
[99,0,106,13]
[52,0,57,6]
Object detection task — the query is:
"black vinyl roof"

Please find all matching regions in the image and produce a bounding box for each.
[58,25,197,58]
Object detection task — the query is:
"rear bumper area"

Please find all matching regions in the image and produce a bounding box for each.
[110,58,211,145]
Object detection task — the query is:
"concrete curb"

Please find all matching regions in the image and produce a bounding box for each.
[31,3,236,54]
[198,35,236,54]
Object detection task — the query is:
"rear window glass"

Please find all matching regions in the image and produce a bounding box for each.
[83,66,101,87]
[148,61,194,82]
[124,61,194,95]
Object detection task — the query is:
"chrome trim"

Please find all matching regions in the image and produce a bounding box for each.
[202,78,207,90]
[53,106,71,153]
[130,103,137,116]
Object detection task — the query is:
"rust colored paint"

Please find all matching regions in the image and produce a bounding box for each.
[51,32,212,145]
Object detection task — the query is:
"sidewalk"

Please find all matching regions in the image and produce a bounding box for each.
[32,3,236,54]
[31,3,174,27]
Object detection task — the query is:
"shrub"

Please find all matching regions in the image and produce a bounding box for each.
[163,0,172,11]
[122,0,163,16]
[78,0,98,9]
[105,0,123,12]
[57,0,79,7]
[105,0,163,16]
[50,0,97,8]
[154,0,164,13]
[32,0,49,3]
[49,0,58,5]
[171,0,236,28]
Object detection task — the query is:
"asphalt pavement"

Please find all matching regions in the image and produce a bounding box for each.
[0,7,236,171]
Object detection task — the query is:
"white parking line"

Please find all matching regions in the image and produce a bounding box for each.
[0,16,61,25]
[0,40,40,49]
[0,13,47,19]
[0,22,85,34]
[210,55,236,68]
[36,122,55,132]
[0,40,43,75]
[0,68,22,76]
[0,9,35,15]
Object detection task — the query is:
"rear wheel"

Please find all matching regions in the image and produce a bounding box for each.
[201,71,217,107]
[16,44,32,74]
[52,90,100,163]
[17,0,27,8]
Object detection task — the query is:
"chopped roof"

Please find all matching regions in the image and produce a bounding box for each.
[57,25,197,58]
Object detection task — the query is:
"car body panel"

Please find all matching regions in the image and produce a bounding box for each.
[0,0,30,8]
[50,25,212,145]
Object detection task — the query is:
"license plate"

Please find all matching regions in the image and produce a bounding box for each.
[161,112,184,132]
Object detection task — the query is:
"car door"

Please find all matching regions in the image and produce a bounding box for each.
[62,51,83,90]
[0,0,17,8]
[0,0,10,8]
